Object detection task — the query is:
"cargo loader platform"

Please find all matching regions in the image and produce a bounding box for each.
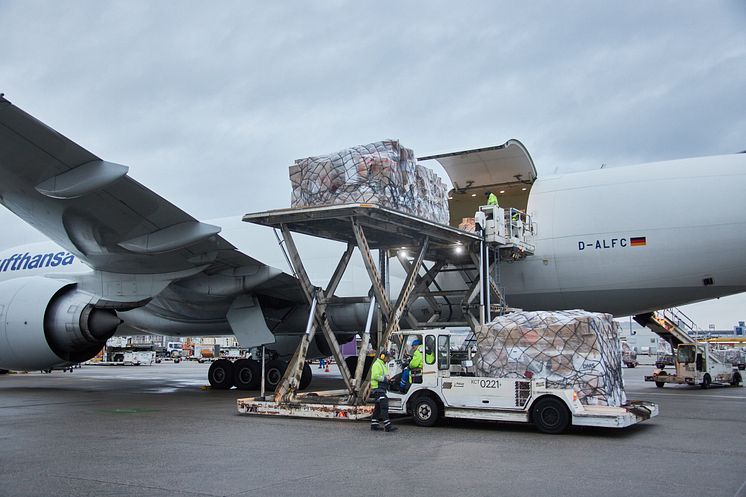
[237,203,534,419]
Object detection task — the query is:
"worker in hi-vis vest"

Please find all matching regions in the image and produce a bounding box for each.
[408,338,434,383]
[370,349,397,432]
[485,191,498,206]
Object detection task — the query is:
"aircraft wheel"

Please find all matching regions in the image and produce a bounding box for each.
[233,359,260,390]
[299,363,313,390]
[344,355,373,379]
[700,374,711,389]
[532,397,570,434]
[410,395,439,427]
[208,359,234,390]
[264,359,287,390]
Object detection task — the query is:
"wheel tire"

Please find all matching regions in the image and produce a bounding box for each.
[233,359,261,390]
[532,397,570,434]
[410,395,439,427]
[264,359,287,391]
[731,372,742,387]
[208,359,234,390]
[655,381,665,388]
[299,363,313,390]
[701,374,712,389]
[344,355,373,379]
[628,363,636,369]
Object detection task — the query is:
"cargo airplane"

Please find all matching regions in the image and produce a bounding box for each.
[1,95,744,389]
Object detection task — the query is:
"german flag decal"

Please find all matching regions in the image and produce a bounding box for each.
[630,236,647,247]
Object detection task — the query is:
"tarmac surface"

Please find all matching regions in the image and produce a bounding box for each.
[1,361,745,497]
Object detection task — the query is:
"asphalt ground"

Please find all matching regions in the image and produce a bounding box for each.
[1,362,744,497]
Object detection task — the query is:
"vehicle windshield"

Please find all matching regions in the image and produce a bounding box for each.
[677,345,695,363]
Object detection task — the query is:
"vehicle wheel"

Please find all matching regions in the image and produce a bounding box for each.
[410,395,439,427]
[739,365,745,371]
[655,363,665,369]
[531,397,570,434]
[299,363,312,390]
[731,372,742,387]
[700,374,711,389]
[233,359,260,390]
[627,363,636,369]
[264,359,287,390]
[655,381,665,388]
[208,359,234,389]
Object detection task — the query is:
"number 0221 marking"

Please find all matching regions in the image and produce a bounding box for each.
[478,379,498,389]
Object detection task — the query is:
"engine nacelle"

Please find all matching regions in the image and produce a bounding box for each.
[0,277,121,370]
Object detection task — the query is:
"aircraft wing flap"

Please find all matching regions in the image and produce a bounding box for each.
[0,95,267,275]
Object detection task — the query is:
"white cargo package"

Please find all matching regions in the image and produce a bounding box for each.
[475,310,626,406]
[289,140,450,225]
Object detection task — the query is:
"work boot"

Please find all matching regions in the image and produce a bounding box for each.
[371,425,382,431]
[384,425,398,432]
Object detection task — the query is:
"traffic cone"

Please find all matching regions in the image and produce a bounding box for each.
[324,360,330,373]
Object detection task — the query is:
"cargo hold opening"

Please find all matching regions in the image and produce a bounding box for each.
[419,139,537,228]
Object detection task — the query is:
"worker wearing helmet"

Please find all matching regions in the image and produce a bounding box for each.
[409,339,424,371]
[370,349,397,432]
[485,191,498,206]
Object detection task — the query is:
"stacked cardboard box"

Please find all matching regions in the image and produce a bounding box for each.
[289,140,450,225]
[475,310,626,406]
[458,217,476,232]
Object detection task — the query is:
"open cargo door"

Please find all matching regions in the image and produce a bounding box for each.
[419,140,537,227]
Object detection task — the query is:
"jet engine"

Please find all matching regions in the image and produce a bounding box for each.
[0,276,121,370]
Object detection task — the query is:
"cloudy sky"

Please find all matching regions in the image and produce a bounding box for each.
[1,1,745,327]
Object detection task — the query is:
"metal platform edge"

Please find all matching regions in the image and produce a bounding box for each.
[237,396,374,420]
[242,203,480,244]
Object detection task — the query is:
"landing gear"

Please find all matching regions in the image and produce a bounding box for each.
[208,359,234,390]
[264,359,287,391]
[299,362,312,390]
[233,359,261,390]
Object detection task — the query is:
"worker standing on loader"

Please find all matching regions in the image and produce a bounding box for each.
[370,349,397,432]
[485,191,498,206]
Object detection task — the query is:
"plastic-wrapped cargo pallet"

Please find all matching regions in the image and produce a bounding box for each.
[289,140,450,225]
[475,310,626,406]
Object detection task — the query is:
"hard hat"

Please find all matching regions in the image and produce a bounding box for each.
[379,348,391,359]
[484,191,491,196]
[412,339,422,346]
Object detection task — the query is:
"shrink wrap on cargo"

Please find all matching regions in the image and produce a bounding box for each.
[289,140,450,225]
[475,310,626,406]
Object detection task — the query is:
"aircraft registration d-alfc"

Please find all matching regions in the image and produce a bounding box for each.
[0,95,744,389]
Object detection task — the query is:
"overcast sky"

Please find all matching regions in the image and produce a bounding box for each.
[1,1,745,327]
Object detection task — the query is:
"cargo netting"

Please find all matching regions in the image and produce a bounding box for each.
[475,310,626,406]
[289,140,450,225]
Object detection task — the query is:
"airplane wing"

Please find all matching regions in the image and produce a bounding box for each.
[0,95,303,303]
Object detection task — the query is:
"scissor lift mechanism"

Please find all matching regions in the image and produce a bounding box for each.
[237,203,526,418]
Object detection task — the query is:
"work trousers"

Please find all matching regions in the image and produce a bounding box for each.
[370,388,391,428]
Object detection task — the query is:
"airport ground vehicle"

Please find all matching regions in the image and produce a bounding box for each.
[621,340,638,368]
[637,309,742,388]
[645,342,742,388]
[385,329,657,433]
